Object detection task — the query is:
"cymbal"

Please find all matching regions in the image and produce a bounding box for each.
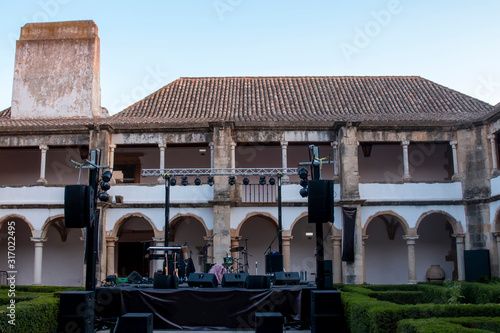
[230,246,245,252]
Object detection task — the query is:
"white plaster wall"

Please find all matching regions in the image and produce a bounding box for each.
[365,217,408,284]
[489,200,500,228]
[0,187,64,205]
[0,209,64,231]
[491,176,500,197]
[281,184,340,203]
[360,205,466,231]
[0,220,34,285]
[108,184,213,204]
[359,183,463,202]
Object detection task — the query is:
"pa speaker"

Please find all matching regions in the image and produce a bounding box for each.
[273,272,300,285]
[255,312,283,333]
[115,313,153,333]
[64,185,92,228]
[322,260,334,289]
[187,273,218,288]
[153,273,178,289]
[127,271,142,283]
[222,273,249,287]
[311,290,345,333]
[308,180,334,223]
[57,315,94,333]
[465,249,491,281]
[246,275,271,289]
[265,252,283,274]
[59,291,94,317]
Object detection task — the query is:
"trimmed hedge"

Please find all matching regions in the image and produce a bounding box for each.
[397,317,500,333]
[0,294,59,333]
[460,282,500,304]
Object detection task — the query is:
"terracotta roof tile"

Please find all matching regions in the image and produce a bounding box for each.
[112,76,492,124]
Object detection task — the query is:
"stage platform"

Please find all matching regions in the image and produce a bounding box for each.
[95,283,316,331]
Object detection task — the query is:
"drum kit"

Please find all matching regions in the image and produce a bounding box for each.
[222,237,250,273]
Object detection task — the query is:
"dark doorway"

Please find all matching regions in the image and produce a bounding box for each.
[117,241,150,278]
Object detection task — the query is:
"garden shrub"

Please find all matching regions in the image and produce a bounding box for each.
[397,317,500,333]
[0,294,59,333]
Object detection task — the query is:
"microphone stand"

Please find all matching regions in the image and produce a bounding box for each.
[198,233,216,273]
[264,230,282,255]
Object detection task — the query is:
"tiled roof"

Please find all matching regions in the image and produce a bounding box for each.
[113,76,493,124]
[0,107,10,118]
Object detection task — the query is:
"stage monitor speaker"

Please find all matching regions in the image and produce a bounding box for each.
[127,271,143,283]
[255,312,283,333]
[64,185,92,228]
[187,273,218,288]
[246,275,271,289]
[115,313,153,333]
[57,315,94,333]
[308,180,334,224]
[265,252,283,274]
[59,291,94,317]
[464,249,491,282]
[273,272,300,285]
[153,273,178,289]
[222,273,249,288]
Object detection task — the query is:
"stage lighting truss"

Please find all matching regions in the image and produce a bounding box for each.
[142,167,297,178]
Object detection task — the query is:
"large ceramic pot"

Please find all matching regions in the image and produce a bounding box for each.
[426,264,445,281]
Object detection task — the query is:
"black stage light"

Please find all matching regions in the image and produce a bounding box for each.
[207,176,214,186]
[102,170,113,182]
[298,167,308,180]
[194,178,201,186]
[100,181,111,191]
[269,177,276,185]
[299,187,308,198]
[243,178,250,185]
[98,192,110,202]
[228,176,236,186]
[170,178,176,186]
[181,176,188,186]
[259,175,266,185]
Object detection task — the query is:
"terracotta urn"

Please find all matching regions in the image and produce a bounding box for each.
[426,264,445,281]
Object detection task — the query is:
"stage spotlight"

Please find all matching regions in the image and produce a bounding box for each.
[170,178,176,186]
[181,176,188,186]
[298,167,308,180]
[98,192,110,202]
[101,170,113,182]
[228,176,236,186]
[269,178,276,185]
[194,178,201,186]
[207,176,214,186]
[100,181,111,191]
[243,178,250,185]
[259,175,266,185]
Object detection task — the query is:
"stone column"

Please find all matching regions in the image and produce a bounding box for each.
[403,235,419,284]
[453,234,466,281]
[105,237,118,276]
[209,142,214,169]
[401,141,412,182]
[108,144,116,184]
[158,142,166,183]
[362,235,369,283]
[230,142,237,170]
[31,237,46,285]
[332,141,339,179]
[449,140,460,178]
[281,141,289,182]
[332,236,342,283]
[152,237,165,276]
[37,145,49,184]
[282,230,293,272]
[494,232,500,278]
[488,135,498,175]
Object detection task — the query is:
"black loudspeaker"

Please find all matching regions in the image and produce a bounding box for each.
[311,290,345,333]
[115,313,153,333]
[255,312,283,333]
[265,252,283,274]
[127,271,142,283]
[187,273,218,288]
[221,273,249,287]
[57,316,94,333]
[59,291,94,317]
[465,249,491,281]
[322,260,334,289]
[308,180,334,224]
[273,272,300,285]
[246,275,271,289]
[64,185,92,228]
[153,273,178,289]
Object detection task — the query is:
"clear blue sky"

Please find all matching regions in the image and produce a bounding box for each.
[0,0,499,115]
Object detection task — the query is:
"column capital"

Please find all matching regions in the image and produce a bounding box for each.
[401,140,410,146]
[158,142,167,149]
[487,134,496,141]
[403,234,419,243]
[39,144,49,151]
[106,236,119,244]
[30,237,47,244]
[209,142,214,148]
[109,144,116,150]
[449,140,458,146]
[280,141,288,147]
[230,142,237,148]
[492,231,500,238]
[152,237,165,242]
[452,233,466,242]
[331,141,338,148]
[282,235,294,241]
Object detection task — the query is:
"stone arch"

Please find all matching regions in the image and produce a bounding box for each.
[0,214,34,234]
[169,213,210,239]
[111,212,160,238]
[415,210,464,234]
[40,214,67,240]
[235,212,279,236]
[363,210,410,236]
